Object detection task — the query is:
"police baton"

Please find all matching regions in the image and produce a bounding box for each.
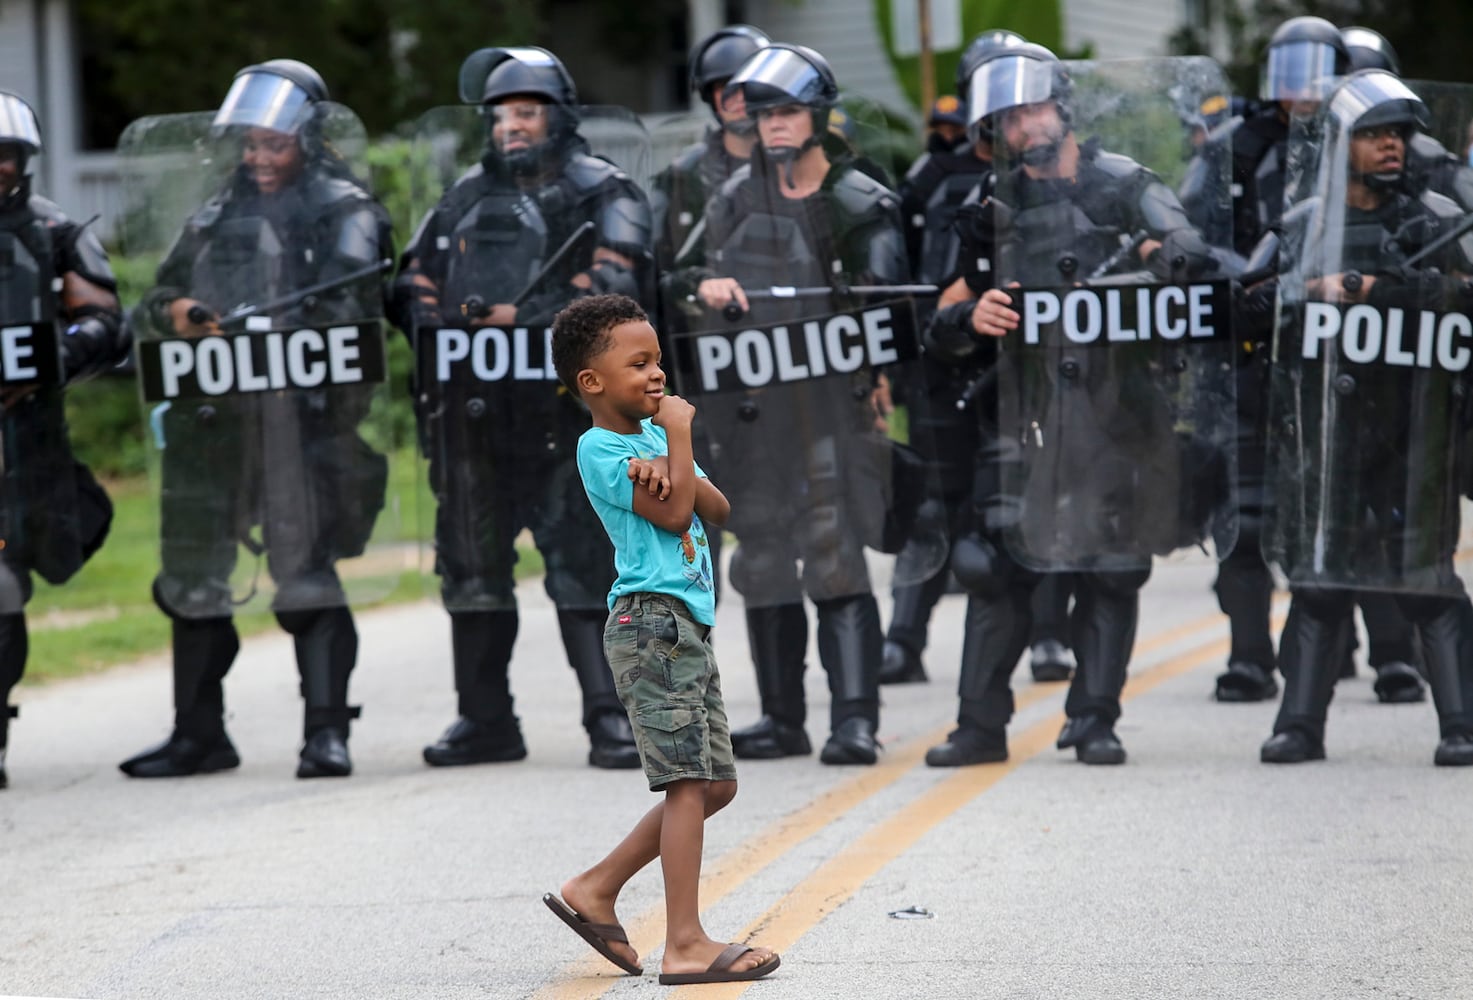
[711,283,940,322]
[460,220,597,320]
[186,258,394,329]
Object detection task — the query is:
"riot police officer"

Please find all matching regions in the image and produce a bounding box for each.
[881,29,1055,688]
[119,60,394,780]
[394,47,652,770]
[1183,18,1357,703]
[926,44,1228,766]
[650,25,769,273]
[1260,70,1473,765]
[0,93,124,788]
[669,43,913,765]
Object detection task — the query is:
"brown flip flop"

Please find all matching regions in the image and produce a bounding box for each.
[542,893,642,975]
[657,943,781,985]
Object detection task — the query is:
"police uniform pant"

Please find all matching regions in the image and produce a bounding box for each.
[1029,573,1074,648]
[0,612,27,755]
[1275,586,1473,745]
[1214,363,1277,671]
[947,530,1040,735]
[1063,569,1152,731]
[727,480,882,732]
[434,449,623,735]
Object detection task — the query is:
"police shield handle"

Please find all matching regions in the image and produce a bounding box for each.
[173,298,222,337]
[973,286,1021,337]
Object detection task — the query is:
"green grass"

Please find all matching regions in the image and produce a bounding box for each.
[21,471,546,686]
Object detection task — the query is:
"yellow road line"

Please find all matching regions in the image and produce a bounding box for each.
[534,606,1240,999]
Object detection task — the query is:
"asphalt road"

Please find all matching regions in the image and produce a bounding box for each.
[3,554,1470,1000]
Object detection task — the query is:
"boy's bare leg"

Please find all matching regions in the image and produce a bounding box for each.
[561,779,742,971]
[658,779,776,977]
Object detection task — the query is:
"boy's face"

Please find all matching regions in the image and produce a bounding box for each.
[580,319,666,430]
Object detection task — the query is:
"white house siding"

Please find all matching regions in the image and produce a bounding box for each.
[1062,0,1184,59]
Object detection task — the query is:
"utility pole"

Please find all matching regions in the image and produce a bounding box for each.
[918,0,936,114]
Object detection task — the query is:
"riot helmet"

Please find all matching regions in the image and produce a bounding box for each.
[965,43,1072,166]
[213,59,328,134]
[459,46,580,175]
[1260,17,1348,103]
[1341,27,1400,76]
[1327,69,1427,190]
[954,29,1027,100]
[727,44,839,177]
[0,92,41,192]
[690,24,770,134]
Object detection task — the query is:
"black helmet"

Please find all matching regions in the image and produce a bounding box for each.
[954,29,1027,99]
[690,25,770,106]
[213,59,328,133]
[726,43,838,116]
[1327,70,1426,190]
[0,91,42,156]
[1341,26,1400,76]
[1261,16,1349,102]
[459,47,580,174]
[965,42,1071,146]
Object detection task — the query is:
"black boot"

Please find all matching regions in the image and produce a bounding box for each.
[558,608,639,769]
[1029,575,1075,682]
[1213,518,1278,701]
[815,594,883,765]
[880,567,946,685]
[0,613,26,790]
[121,616,241,778]
[425,610,526,766]
[732,603,812,759]
[1361,590,1423,702]
[927,588,1032,767]
[1415,597,1473,766]
[1061,574,1141,764]
[1266,591,1353,763]
[290,607,360,779]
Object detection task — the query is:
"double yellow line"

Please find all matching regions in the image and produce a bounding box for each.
[534,605,1255,1000]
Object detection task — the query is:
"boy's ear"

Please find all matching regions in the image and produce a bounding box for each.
[576,367,601,396]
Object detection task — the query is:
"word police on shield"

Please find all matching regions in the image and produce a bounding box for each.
[138,322,387,402]
[675,301,921,395]
[1019,281,1232,346]
[1301,301,1473,372]
[0,322,62,387]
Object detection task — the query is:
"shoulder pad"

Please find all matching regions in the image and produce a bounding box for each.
[830,166,900,218]
[565,153,629,192]
[1088,149,1151,182]
[716,164,752,201]
[1204,115,1243,150]
[1418,188,1463,221]
[25,194,68,225]
[903,152,934,183]
[670,142,708,174]
[1409,131,1453,165]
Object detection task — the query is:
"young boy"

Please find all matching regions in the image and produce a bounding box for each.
[542,294,781,986]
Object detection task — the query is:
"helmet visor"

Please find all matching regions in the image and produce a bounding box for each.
[213,72,313,132]
[1262,41,1341,102]
[1327,71,1427,134]
[0,94,41,152]
[966,55,1055,127]
[730,47,826,109]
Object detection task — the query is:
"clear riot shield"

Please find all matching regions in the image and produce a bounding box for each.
[116,104,402,618]
[662,114,948,608]
[1265,75,1473,596]
[0,207,74,614]
[648,111,725,274]
[987,56,1239,573]
[405,105,653,612]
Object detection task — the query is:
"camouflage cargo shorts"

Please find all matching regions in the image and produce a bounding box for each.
[604,592,736,791]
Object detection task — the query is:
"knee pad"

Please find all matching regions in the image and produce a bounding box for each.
[950,533,1014,600]
[1082,567,1151,599]
[274,607,323,637]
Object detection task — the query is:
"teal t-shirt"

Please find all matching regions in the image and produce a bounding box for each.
[576,420,717,625]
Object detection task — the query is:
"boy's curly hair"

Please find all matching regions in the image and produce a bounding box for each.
[551,294,650,395]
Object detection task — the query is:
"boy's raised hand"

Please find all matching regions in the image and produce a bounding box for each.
[627,456,672,500]
[651,392,695,430]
